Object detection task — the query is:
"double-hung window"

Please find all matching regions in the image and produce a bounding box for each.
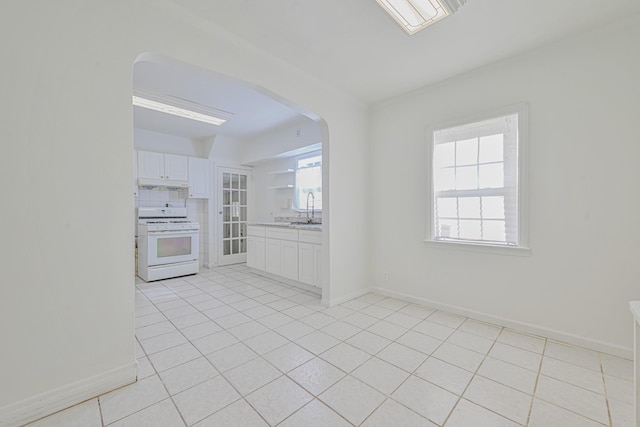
[429,104,528,251]
[295,154,322,210]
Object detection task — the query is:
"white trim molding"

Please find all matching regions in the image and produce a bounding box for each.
[372,286,632,359]
[426,102,530,254]
[0,362,137,427]
[323,287,373,307]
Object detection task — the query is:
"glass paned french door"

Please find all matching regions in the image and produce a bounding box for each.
[218,167,250,266]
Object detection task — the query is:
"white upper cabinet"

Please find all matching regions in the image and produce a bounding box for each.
[137,151,164,179]
[188,157,210,199]
[164,154,189,181]
[137,151,188,181]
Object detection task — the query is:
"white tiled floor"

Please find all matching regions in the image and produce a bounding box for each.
[26,265,633,426]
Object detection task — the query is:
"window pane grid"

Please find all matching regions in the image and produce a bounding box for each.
[432,115,519,246]
[435,196,507,243]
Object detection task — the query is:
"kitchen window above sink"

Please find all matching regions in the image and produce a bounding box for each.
[295,153,322,211]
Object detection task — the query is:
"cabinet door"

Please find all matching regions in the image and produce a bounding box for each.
[188,157,210,199]
[313,244,322,287]
[247,236,265,271]
[255,237,266,270]
[164,154,189,181]
[281,240,299,281]
[247,236,257,269]
[265,239,282,275]
[298,242,315,285]
[137,151,164,179]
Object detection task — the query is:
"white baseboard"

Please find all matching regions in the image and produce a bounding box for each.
[0,361,137,427]
[372,286,632,360]
[323,287,373,307]
[247,268,322,296]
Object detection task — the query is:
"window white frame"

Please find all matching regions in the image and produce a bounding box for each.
[294,151,322,211]
[425,103,530,255]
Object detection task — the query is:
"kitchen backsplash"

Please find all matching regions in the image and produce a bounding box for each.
[136,188,209,267]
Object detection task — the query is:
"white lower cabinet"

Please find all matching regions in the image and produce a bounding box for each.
[247,236,265,270]
[280,240,299,281]
[298,230,322,288]
[265,238,283,275]
[248,225,321,287]
[298,243,316,286]
[247,226,266,270]
[265,228,298,281]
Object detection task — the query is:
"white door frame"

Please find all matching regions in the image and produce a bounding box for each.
[214,164,253,267]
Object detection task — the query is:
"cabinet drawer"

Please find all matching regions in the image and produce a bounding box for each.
[266,227,298,241]
[248,226,266,237]
[299,230,322,244]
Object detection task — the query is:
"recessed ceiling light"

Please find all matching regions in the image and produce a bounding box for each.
[132,89,233,126]
[376,0,466,35]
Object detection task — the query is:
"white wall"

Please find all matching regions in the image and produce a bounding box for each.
[211,135,244,165]
[240,116,322,165]
[0,0,369,424]
[252,152,323,222]
[369,16,640,356]
[134,128,208,158]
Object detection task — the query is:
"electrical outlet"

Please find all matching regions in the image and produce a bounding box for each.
[383,272,389,281]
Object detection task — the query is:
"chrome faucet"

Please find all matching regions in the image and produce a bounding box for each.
[306,191,315,223]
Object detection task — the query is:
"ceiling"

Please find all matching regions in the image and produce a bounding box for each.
[136,0,640,139]
[133,59,305,139]
[169,0,639,103]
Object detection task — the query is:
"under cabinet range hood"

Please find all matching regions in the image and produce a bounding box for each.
[137,177,189,190]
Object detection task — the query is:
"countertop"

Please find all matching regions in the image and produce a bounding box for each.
[249,222,322,231]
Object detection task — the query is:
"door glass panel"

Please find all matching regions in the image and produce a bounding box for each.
[219,169,251,266]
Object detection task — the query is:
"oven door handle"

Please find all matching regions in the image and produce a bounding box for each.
[148,230,198,235]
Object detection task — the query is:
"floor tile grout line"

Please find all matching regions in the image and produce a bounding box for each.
[129,269,631,427]
[139,271,279,425]
[524,336,547,426]
[437,324,508,427]
[137,268,344,425]
[134,284,195,427]
[34,268,633,427]
[600,351,615,427]
[274,398,356,427]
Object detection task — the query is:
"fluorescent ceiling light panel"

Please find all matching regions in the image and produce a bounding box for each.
[376,0,466,35]
[132,89,233,126]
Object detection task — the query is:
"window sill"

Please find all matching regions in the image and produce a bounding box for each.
[423,239,531,256]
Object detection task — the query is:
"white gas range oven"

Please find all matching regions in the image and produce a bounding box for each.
[137,207,199,282]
